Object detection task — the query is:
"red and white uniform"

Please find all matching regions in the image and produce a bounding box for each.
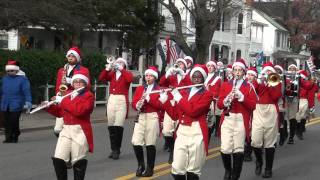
[165,87,212,175]
[296,78,313,122]
[99,68,133,126]
[251,81,282,148]
[131,83,163,146]
[218,79,257,154]
[46,90,94,163]
[159,73,192,137]
[308,82,318,110]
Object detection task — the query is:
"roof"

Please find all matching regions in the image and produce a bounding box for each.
[272,50,309,60]
[252,2,288,23]
[253,8,288,32]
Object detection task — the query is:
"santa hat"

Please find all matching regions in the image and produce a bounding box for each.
[217,61,224,66]
[184,56,193,64]
[115,57,128,68]
[5,59,20,71]
[232,59,247,70]
[66,47,82,62]
[247,67,258,77]
[288,64,297,70]
[176,58,188,68]
[206,60,217,69]
[190,64,208,80]
[262,62,276,73]
[274,65,284,73]
[71,69,89,85]
[226,64,232,71]
[298,70,309,80]
[145,66,158,79]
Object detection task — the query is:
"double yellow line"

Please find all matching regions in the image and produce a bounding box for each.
[115,118,320,180]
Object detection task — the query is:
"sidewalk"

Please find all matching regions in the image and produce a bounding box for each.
[17,105,137,132]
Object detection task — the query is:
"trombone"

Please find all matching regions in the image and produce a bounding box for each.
[267,73,281,87]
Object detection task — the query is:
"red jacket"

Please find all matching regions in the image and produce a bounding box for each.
[99,69,133,117]
[159,74,192,88]
[256,82,282,104]
[55,64,90,94]
[217,80,257,140]
[205,75,222,100]
[308,82,318,108]
[132,84,163,113]
[164,88,213,154]
[46,90,95,152]
[299,79,313,99]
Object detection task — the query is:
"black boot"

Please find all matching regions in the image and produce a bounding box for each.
[166,136,174,164]
[221,152,232,180]
[141,145,156,177]
[163,137,169,151]
[244,142,253,162]
[73,159,88,180]
[296,122,304,140]
[52,157,68,180]
[262,148,275,178]
[107,126,117,158]
[279,120,288,146]
[231,153,244,180]
[214,115,221,137]
[288,119,296,144]
[172,173,186,180]
[301,119,306,132]
[133,146,145,177]
[253,148,263,176]
[112,126,124,160]
[187,172,199,180]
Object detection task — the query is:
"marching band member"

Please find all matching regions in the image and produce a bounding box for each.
[131,67,164,177]
[243,67,258,162]
[274,64,288,146]
[295,70,313,140]
[159,58,191,164]
[226,64,233,82]
[285,63,299,144]
[218,59,257,180]
[161,64,212,180]
[54,47,90,137]
[204,60,221,142]
[99,57,133,160]
[251,62,282,178]
[307,77,318,128]
[46,70,94,180]
[1,60,32,143]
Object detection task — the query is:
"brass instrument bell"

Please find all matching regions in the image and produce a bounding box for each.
[267,73,281,87]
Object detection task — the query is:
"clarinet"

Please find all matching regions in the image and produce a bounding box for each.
[135,90,147,123]
[224,77,239,116]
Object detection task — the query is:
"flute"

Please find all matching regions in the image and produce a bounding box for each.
[144,83,204,95]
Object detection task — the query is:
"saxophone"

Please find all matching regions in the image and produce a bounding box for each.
[59,64,69,95]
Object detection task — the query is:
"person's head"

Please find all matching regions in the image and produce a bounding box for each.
[217,61,224,69]
[298,70,309,80]
[190,64,208,84]
[246,67,257,82]
[71,72,89,90]
[175,58,187,71]
[66,47,82,65]
[232,59,247,79]
[206,60,217,73]
[184,56,193,69]
[115,57,128,69]
[5,59,20,76]
[274,65,284,75]
[262,62,276,75]
[288,64,297,73]
[144,66,158,85]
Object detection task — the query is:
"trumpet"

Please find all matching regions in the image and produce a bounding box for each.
[106,56,119,71]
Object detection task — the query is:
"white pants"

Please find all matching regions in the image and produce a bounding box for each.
[107,94,127,127]
[131,112,159,146]
[172,122,206,176]
[220,113,246,154]
[296,99,308,122]
[285,98,298,121]
[54,125,89,164]
[162,111,177,137]
[251,104,278,148]
[54,117,64,134]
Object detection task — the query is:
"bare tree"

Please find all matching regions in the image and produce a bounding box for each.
[159,0,241,64]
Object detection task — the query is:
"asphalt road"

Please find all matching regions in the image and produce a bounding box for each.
[0,119,320,180]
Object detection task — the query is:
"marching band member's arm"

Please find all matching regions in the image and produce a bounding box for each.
[209,78,221,100]
[217,82,229,110]
[146,93,164,110]
[120,69,134,83]
[240,87,257,111]
[55,68,63,93]
[159,75,171,87]
[132,86,144,111]
[98,68,114,82]
[46,103,63,118]
[268,83,282,102]
[162,94,179,120]
[61,93,95,117]
[300,78,313,90]
[176,91,213,118]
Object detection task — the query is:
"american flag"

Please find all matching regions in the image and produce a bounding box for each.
[157,37,184,64]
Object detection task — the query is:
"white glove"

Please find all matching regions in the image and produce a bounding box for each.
[55,96,63,104]
[223,95,231,107]
[165,67,175,78]
[293,80,299,85]
[145,94,150,102]
[136,100,143,111]
[65,77,72,84]
[105,64,112,71]
[235,89,244,102]
[171,88,182,102]
[159,91,168,104]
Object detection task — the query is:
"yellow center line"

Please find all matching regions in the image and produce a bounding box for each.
[115,117,320,180]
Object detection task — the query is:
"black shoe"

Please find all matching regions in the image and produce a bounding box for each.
[187,172,199,180]
[52,157,67,180]
[66,161,73,169]
[172,173,186,180]
[108,151,114,159]
[112,150,120,160]
[141,167,154,177]
[296,123,304,140]
[262,169,272,178]
[287,137,294,144]
[136,164,145,177]
[166,136,174,164]
[141,145,156,177]
[262,148,275,179]
[108,126,117,159]
[133,145,145,177]
[221,152,232,180]
[73,159,88,180]
[253,148,263,176]
[244,144,253,162]
[168,150,173,164]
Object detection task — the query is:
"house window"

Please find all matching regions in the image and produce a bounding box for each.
[276,31,281,47]
[0,33,8,49]
[236,50,241,60]
[237,13,243,34]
